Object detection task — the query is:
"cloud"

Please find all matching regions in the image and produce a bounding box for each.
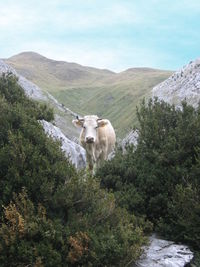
[0,1,139,33]
[0,2,45,34]
[0,6,22,27]
[33,2,140,32]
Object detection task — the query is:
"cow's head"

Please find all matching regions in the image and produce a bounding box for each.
[72,115,108,144]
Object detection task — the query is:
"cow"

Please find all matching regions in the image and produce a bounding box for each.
[72,115,116,174]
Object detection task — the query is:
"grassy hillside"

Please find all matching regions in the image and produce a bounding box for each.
[5,52,172,137]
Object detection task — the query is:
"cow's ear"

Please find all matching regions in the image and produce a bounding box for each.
[72,119,83,127]
[98,119,108,127]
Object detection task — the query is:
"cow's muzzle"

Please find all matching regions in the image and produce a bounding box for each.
[86,137,95,143]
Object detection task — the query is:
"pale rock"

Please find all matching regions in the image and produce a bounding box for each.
[122,130,138,152]
[39,120,86,169]
[136,235,193,267]
[152,58,200,107]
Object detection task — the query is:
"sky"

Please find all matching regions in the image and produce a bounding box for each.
[0,0,200,72]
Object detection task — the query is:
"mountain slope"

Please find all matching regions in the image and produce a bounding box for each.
[153,58,200,107]
[5,52,172,137]
[5,51,114,90]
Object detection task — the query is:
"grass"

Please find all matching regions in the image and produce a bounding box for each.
[52,71,171,137]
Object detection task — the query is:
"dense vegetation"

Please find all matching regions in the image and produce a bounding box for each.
[98,98,200,257]
[0,74,147,266]
[2,73,199,266]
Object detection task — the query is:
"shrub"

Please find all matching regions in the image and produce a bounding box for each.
[157,184,200,249]
[98,98,200,249]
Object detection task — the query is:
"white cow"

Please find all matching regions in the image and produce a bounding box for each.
[72,115,116,174]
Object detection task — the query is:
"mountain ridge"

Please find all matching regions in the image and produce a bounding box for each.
[6,51,172,74]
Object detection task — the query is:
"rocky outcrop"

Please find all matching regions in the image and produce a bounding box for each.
[39,120,86,169]
[136,235,193,267]
[152,58,200,107]
[0,59,47,101]
[122,130,138,151]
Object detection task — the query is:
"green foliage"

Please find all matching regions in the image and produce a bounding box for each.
[190,251,200,267]
[0,189,64,267]
[0,74,146,266]
[0,178,145,267]
[157,184,200,249]
[98,98,200,250]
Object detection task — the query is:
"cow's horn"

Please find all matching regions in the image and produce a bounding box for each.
[76,115,84,122]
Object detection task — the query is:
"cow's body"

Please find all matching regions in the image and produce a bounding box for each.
[73,115,116,173]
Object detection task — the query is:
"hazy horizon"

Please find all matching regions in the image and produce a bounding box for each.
[6,50,176,73]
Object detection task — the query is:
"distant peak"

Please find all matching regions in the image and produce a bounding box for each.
[8,51,48,61]
[7,51,116,74]
[123,67,165,73]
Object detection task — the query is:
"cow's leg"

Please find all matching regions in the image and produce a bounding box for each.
[91,147,98,175]
[86,154,94,173]
[92,163,97,175]
[96,148,108,170]
[88,162,93,171]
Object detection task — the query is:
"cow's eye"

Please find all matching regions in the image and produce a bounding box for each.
[95,126,98,129]
[83,126,86,129]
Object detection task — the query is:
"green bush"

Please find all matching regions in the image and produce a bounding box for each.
[0,178,146,267]
[157,184,200,249]
[98,98,200,249]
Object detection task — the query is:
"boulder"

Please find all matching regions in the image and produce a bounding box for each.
[136,235,193,267]
[39,120,86,169]
[122,130,138,152]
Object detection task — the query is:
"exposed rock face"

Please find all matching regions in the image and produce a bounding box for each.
[0,59,47,101]
[136,235,193,267]
[39,120,86,169]
[152,58,200,107]
[122,130,138,151]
